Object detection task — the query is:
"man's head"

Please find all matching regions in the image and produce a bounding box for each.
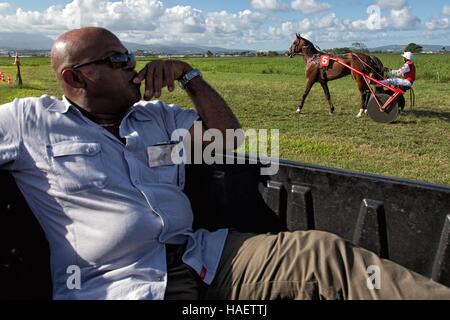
[51,27,141,115]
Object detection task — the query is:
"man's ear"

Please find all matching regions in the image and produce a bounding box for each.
[61,69,86,89]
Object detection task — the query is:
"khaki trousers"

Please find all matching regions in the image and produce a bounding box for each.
[165,230,450,300]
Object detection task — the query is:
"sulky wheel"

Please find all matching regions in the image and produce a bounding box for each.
[367,93,399,124]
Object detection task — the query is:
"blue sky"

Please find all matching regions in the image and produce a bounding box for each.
[0,0,449,50]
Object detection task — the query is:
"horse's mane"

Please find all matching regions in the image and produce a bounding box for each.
[301,38,325,56]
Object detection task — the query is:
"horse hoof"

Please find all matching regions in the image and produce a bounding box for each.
[296,108,302,114]
[356,109,365,118]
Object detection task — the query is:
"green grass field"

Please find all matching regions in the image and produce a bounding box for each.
[1,54,449,185]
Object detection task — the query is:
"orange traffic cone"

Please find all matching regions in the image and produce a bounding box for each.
[7,74,12,85]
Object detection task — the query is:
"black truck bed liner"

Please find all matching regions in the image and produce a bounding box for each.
[1,156,449,299]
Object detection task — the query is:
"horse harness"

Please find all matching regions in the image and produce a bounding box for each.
[310,54,332,82]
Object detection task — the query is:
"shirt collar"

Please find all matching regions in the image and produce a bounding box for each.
[47,96,153,122]
[45,95,72,113]
[131,103,153,121]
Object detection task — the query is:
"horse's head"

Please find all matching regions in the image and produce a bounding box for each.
[288,34,310,58]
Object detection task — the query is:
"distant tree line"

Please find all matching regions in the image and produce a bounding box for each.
[256,51,281,57]
[325,42,431,54]
[326,42,369,54]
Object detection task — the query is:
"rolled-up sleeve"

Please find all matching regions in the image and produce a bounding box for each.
[0,100,21,170]
[168,104,200,132]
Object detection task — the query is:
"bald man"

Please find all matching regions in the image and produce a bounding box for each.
[0,27,240,300]
[1,28,449,300]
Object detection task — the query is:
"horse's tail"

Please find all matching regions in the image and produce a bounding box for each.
[352,52,385,80]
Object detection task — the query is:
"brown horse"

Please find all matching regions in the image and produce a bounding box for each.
[288,34,384,116]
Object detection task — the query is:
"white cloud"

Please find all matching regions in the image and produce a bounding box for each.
[426,18,450,30]
[326,30,390,43]
[268,13,338,39]
[349,5,386,31]
[160,6,205,33]
[269,20,310,37]
[271,18,394,48]
[0,0,165,34]
[425,4,450,30]
[389,6,420,29]
[0,0,270,48]
[316,12,339,28]
[198,9,268,47]
[0,0,441,50]
[291,0,331,14]
[443,5,450,16]
[251,0,288,11]
[269,3,421,46]
[0,2,9,11]
[206,10,265,36]
[375,0,406,10]
[369,1,420,30]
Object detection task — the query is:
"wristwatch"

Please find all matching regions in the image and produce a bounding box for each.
[178,68,202,89]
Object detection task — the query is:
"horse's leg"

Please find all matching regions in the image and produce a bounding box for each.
[354,75,369,118]
[297,79,315,113]
[319,81,335,114]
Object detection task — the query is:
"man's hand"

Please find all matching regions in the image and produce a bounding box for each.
[382,67,391,75]
[133,60,193,100]
[134,59,242,151]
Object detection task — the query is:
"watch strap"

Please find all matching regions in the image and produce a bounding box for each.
[179,68,202,89]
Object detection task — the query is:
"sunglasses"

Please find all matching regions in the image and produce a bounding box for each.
[72,52,136,70]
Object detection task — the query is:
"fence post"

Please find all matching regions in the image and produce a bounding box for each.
[14,52,23,87]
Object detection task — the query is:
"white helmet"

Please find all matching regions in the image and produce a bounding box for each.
[402,52,414,61]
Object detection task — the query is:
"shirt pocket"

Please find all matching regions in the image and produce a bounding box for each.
[153,164,180,186]
[49,141,108,193]
[147,141,184,187]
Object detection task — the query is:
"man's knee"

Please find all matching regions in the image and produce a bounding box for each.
[292,230,348,248]
[279,230,351,266]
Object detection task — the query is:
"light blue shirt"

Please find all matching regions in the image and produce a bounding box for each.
[0,95,228,300]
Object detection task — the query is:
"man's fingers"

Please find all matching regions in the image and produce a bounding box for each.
[166,62,175,92]
[144,64,155,100]
[153,63,164,98]
[133,65,148,84]
[140,60,185,100]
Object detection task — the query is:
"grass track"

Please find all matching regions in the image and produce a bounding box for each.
[1,54,449,185]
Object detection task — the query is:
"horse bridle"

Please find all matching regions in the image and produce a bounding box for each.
[290,36,311,57]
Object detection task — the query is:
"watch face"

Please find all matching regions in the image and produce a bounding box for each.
[180,69,201,88]
[187,69,200,80]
